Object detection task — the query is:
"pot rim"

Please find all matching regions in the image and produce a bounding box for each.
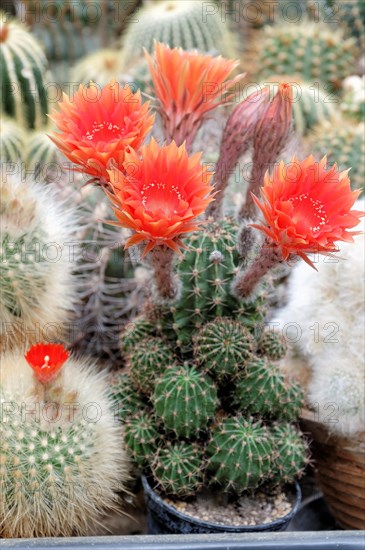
[142,475,302,532]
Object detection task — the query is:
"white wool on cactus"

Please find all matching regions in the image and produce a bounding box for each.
[274,201,364,437]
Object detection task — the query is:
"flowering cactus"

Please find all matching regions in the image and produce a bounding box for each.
[50,41,363,507]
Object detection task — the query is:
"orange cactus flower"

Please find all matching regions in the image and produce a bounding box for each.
[49,80,154,182]
[105,138,214,256]
[25,343,69,384]
[251,155,364,266]
[145,42,244,150]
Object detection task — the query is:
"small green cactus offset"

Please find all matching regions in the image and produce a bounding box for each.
[257,21,357,91]
[124,412,160,468]
[194,317,254,379]
[153,363,218,437]
[257,329,287,360]
[234,358,304,420]
[151,442,204,497]
[127,337,175,395]
[108,371,147,421]
[271,423,310,484]
[207,417,273,493]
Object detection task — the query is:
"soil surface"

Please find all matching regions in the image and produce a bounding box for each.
[164,487,294,527]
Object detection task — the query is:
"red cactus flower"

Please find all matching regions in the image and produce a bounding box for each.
[49,80,154,182]
[105,138,214,256]
[25,343,69,384]
[145,42,244,150]
[251,155,364,266]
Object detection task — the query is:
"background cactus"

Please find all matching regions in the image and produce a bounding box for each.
[0,11,50,128]
[256,22,357,91]
[108,371,147,421]
[275,207,364,437]
[341,76,365,122]
[121,0,237,61]
[127,337,175,395]
[124,412,160,468]
[0,348,129,538]
[0,116,25,163]
[309,120,365,193]
[25,126,62,178]
[0,174,77,352]
[153,363,218,438]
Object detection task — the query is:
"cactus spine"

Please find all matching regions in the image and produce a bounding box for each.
[0,174,77,353]
[122,1,237,60]
[257,22,357,91]
[153,363,218,437]
[0,348,129,538]
[0,12,49,129]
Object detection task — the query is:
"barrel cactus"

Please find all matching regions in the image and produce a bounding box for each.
[0,173,77,352]
[257,22,357,91]
[70,49,127,87]
[0,343,129,538]
[0,116,25,163]
[25,126,62,178]
[0,11,49,129]
[310,120,365,193]
[121,0,237,60]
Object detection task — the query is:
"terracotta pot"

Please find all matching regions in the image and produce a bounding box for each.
[300,409,365,530]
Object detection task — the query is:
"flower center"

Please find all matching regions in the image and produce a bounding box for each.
[84,121,125,142]
[141,181,184,217]
[289,193,328,233]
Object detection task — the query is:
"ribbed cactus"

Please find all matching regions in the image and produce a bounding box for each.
[257,329,287,361]
[121,0,237,60]
[0,116,25,163]
[151,442,204,497]
[171,219,242,348]
[127,337,175,395]
[25,126,62,178]
[310,120,364,192]
[0,345,129,538]
[153,363,218,437]
[124,412,160,468]
[193,317,254,380]
[257,22,357,91]
[207,417,273,493]
[0,174,77,353]
[70,49,127,87]
[0,12,49,129]
[108,371,147,421]
[121,315,157,355]
[271,424,309,484]
[234,358,304,420]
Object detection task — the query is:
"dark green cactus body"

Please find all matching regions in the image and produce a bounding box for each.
[207,417,273,493]
[194,318,254,380]
[128,337,175,395]
[153,364,218,438]
[124,412,160,467]
[172,219,242,348]
[121,316,157,354]
[151,442,204,498]
[257,330,287,361]
[234,358,303,419]
[271,424,309,483]
[108,372,146,421]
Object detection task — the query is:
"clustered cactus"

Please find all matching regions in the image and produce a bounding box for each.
[113,238,309,498]
[0,344,129,538]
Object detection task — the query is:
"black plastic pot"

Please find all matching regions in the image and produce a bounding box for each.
[142,476,302,535]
